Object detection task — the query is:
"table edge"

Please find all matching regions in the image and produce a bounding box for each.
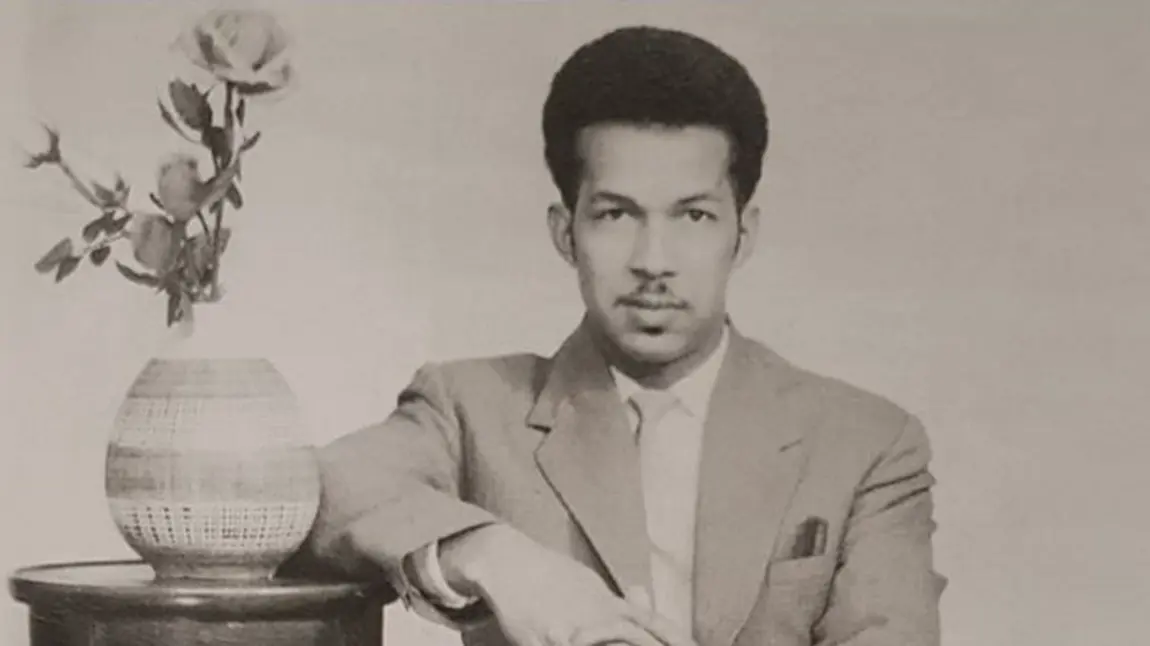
[8,559,394,620]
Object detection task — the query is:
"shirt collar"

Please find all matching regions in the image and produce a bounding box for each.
[610,325,730,421]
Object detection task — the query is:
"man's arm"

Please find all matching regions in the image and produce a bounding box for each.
[295,363,500,626]
[292,363,693,646]
[815,414,948,646]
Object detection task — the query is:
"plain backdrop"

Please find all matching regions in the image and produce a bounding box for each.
[1,1,1147,645]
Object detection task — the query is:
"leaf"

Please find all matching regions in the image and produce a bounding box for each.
[90,246,111,266]
[43,124,61,155]
[157,99,191,140]
[55,256,80,282]
[225,183,243,208]
[215,227,232,256]
[24,153,52,169]
[82,219,102,242]
[108,214,132,235]
[91,182,117,207]
[166,289,180,326]
[115,261,160,287]
[238,131,262,154]
[82,211,114,242]
[180,291,193,323]
[35,238,74,273]
[186,227,231,281]
[196,162,243,215]
[25,124,62,168]
[186,236,209,283]
[169,80,212,131]
[112,174,131,203]
[166,287,192,327]
[202,126,231,168]
[236,98,246,126]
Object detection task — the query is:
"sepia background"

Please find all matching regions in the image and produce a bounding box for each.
[1,1,1147,644]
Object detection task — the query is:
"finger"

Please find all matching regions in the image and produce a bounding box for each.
[623,586,652,613]
[570,620,664,646]
[619,593,691,646]
[542,626,574,646]
[626,607,697,646]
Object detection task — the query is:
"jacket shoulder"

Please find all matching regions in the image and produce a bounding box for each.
[418,351,552,400]
[748,340,923,449]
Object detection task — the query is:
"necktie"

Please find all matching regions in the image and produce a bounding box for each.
[629,390,695,632]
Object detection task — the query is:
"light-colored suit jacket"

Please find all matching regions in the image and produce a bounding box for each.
[293,319,947,646]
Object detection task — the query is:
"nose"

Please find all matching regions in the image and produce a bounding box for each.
[628,218,674,278]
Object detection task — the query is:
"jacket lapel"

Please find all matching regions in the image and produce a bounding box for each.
[530,320,652,597]
[692,329,806,646]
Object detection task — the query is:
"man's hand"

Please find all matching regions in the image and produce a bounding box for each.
[439,524,695,646]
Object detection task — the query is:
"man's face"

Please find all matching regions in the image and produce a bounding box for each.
[549,123,759,368]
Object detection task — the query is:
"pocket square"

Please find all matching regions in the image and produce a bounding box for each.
[789,516,829,560]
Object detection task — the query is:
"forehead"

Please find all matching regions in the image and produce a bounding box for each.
[575,123,734,202]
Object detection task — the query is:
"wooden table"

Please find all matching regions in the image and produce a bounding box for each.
[8,560,393,646]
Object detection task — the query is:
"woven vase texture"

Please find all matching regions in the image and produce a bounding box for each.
[106,356,321,580]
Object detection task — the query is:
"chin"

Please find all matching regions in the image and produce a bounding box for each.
[614,329,690,365]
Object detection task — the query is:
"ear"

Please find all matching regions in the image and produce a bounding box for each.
[547,202,577,267]
[733,203,761,269]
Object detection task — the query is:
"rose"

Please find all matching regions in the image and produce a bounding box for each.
[174,7,292,96]
[129,153,204,273]
[130,214,176,273]
[27,6,292,329]
[155,152,205,223]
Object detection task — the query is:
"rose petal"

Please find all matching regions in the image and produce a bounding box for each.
[250,44,292,83]
[234,66,293,96]
[196,25,235,71]
[175,8,293,90]
[205,11,275,73]
[223,12,274,69]
[172,26,211,71]
[156,153,203,223]
[218,60,293,94]
[252,19,290,71]
[209,64,262,86]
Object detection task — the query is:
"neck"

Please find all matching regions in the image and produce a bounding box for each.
[591,318,727,390]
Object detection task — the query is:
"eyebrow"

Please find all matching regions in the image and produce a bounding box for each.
[589,190,721,207]
[677,192,721,205]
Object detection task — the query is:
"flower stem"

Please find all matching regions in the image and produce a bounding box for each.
[208,82,236,300]
[56,159,103,210]
[80,229,128,256]
[195,212,211,238]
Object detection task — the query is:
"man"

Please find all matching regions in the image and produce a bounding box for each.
[292,25,946,646]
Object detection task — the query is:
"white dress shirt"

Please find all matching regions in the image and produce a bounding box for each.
[415,327,730,633]
[610,327,728,631]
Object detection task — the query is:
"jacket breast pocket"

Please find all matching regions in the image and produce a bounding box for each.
[767,554,837,603]
[744,555,837,645]
[768,554,835,584]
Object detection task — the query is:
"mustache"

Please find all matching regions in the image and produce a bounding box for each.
[616,285,688,310]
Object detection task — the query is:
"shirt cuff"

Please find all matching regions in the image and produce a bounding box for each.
[416,539,481,609]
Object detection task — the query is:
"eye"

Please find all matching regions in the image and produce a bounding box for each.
[684,208,717,222]
[594,208,627,221]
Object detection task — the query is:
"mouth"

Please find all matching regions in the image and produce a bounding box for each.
[618,297,685,336]
[618,296,687,311]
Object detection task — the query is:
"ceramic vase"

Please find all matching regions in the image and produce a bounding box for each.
[104,303,321,581]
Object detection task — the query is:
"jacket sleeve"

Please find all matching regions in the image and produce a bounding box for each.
[815,414,948,646]
[291,362,500,628]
